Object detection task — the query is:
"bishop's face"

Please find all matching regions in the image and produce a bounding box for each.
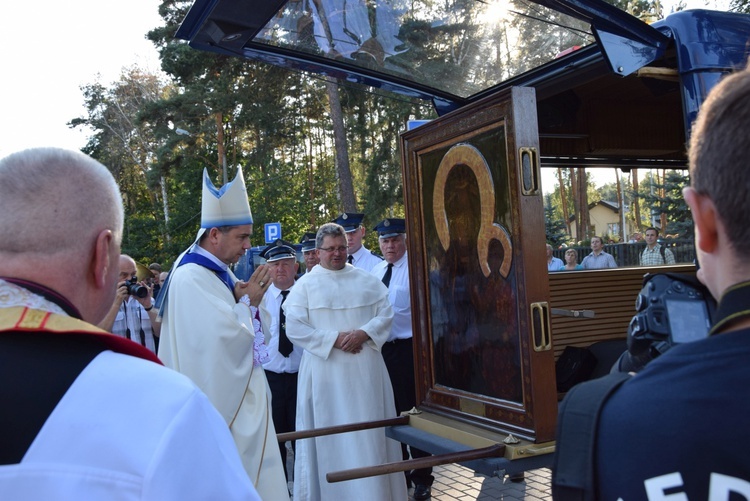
[213,224,253,265]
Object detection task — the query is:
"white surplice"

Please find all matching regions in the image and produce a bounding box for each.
[158,262,288,501]
[0,350,260,501]
[284,264,406,501]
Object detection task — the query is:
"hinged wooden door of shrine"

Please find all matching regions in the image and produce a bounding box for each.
[401,86,557,443]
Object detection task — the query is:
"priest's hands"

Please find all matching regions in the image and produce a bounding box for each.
[235,264,271,306]
[335,329,368,354]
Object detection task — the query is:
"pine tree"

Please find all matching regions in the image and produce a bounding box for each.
[545,194,570,247]
[636,170,693,240]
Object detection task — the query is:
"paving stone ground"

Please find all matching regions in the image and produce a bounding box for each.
[286,444,553,500]
[420,464,552,501]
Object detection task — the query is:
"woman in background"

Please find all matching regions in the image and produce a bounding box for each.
[559,249,583,271]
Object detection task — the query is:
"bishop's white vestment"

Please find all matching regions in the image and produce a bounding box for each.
[284,264,405,501]
[158,262,289,501]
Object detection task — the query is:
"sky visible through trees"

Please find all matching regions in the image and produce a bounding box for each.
[59,0,743,263]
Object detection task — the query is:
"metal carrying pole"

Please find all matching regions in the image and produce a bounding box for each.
[326,443,507,483]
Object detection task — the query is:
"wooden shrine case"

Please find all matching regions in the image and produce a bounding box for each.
[401,86,558,443]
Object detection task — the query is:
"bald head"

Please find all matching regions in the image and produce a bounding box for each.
[0,148,124,323]
[0,148,123,256]
[119,255,137,279]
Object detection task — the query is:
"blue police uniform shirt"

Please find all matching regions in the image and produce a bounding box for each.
[349,245,383,273]
[371,252,411,342]
[595,329,750,498]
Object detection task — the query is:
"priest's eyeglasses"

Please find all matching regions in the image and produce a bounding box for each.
[318,246,348,254]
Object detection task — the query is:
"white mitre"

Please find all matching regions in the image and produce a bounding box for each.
[155,166,253,319]
[201,167,253,228]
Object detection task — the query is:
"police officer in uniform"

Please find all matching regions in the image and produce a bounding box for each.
[299,232,319,274]
[370,218,434,500]
[259,239,303,486]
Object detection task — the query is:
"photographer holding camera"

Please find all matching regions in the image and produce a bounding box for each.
[554,65,750,499]
[98,254,160,353]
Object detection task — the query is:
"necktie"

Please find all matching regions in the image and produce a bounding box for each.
[347,255,354,264]
[381,263,394,288]
[278,290,293,357]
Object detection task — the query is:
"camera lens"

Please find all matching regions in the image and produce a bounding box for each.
[128,282,149,298]
[635,293,647,311]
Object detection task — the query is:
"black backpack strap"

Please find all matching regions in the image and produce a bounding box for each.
[552,372,632,500]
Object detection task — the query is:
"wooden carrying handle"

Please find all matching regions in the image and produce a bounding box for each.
[326,443,506,483]
[277,415,409,442]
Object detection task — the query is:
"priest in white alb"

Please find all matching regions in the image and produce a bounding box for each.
[284,222,405,501]
[157,167,289,501]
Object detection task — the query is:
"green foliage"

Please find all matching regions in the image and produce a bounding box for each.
[71,67,174,265]
[545,194,570,247]
[730,0,750,13]
[71,0,437,266]
[72,0,679,267]
[635,170,693,239]
[597,181,620,204]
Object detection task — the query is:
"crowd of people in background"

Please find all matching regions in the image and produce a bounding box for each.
[0,147,694,501]
[0,147,692,500]
[0,147,437,500]
[82,161,422,499]
[547,226,680,272]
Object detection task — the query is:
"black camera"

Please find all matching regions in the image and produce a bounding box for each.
[125,278,149,298]
[615,273,716,373]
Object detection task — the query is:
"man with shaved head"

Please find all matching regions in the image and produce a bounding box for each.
[0,148,260,500]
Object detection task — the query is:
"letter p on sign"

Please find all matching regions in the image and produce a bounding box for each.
[264,223,281,244]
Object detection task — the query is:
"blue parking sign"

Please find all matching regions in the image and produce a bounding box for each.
[264,222,281,244]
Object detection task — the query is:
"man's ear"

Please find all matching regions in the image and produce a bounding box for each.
[208,227,222,244]
[92,229,115,290]
[684,187,718,254]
